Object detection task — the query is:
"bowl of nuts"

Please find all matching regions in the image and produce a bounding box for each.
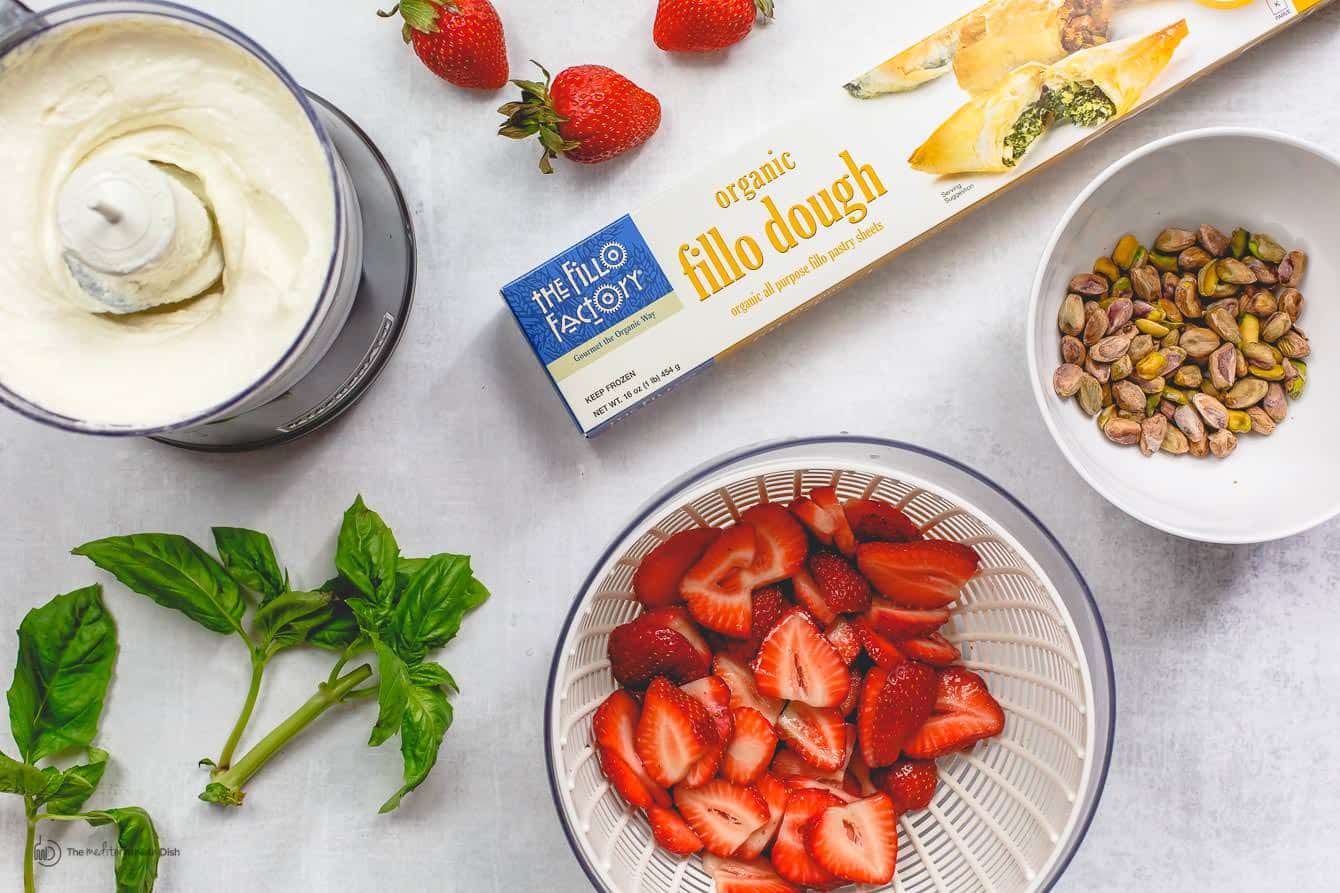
[1027,128,1340,543]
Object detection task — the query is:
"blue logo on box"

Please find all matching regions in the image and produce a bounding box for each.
[502,215,673,365]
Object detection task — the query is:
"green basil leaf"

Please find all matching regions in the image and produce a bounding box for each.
[368,638,410,747]
[84,807,160,893]
[393,556,488,659]
[253,591,331,656]
[305,603,363,653]
[73,534,246,637]
[407,662,458,695]
[335,497,399,605]
[378,683,452,814]
[7,585,117,763]
[39,746,108,814]
[347,597,390,638]
[212,528,286,603]
[0,750,59,797]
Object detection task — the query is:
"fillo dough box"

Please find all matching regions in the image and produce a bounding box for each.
[502,0,1332,436]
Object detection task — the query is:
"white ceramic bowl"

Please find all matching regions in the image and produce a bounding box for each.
[1028,128,1340,544]
[546,438,1114,893]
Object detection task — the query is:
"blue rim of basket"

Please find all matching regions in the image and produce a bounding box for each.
[544,436,1116,892]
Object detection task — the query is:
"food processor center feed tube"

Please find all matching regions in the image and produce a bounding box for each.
[56,154,224,314]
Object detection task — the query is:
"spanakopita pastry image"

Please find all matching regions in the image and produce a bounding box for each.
[908,19,1188,175]
[845,0,1159,98]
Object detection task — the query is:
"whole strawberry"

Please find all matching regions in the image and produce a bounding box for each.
[498,63,662,173]
[379,0,508,90]
[654,0,774,53]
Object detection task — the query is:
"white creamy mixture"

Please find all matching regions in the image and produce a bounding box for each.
[0,15,335,427]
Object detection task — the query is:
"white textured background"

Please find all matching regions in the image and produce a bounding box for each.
[2,1,1338,890]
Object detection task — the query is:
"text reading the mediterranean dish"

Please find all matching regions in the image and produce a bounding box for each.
[679,149,888,302]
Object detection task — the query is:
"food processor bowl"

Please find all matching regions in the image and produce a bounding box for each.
[0,0,414,450]
[547,437,1115,893]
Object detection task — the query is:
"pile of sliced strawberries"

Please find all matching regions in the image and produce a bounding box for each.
[591,490,1006,892]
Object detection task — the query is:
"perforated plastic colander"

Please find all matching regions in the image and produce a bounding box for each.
[546,437,1114,893]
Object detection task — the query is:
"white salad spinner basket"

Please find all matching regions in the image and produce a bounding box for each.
[546,438,1114,893]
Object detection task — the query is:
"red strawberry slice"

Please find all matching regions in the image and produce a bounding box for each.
[851,619,906,669]
[775,703,849,773]
[713,654,783,724]
[904,667,1005,759]
[592,690,671,808]
[703,855,803,893]
[899,631,960,667]
[607,613,711,688]
[682,524,757,637]
[739,503,808,588]
[806,793,898,885]
[790,569,837,626]
[646,606,714,669]
[856,540,980,609]
[837,668,862,717]
[844,752,878,798]
[634,527,722,607]
[636,677,722,788]
[809,488,857,555]
[771,746,836,783]
[807,549,871,614]
[781,775,859,804]
[736,772,789,859]
[647,805,704,855]
[770,788,845,889]
[752,609,850,708]
[674,779,770,857]
[865,598,951,640]
[844,499,922,543]
[858,661,938,768]
[871,758,938,814]
[824,619,861,666]
[718,586,791,664]
[681,675,736,787]
[722,707,779,786]
[787,497,836,545]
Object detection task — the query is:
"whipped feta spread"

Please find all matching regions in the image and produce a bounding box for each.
[0,15,336,427]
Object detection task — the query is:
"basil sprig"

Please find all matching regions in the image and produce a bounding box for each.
[75,497,489,814]
[1,586,159,892]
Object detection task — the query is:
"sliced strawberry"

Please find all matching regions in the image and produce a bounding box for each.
[787,497,836,546]
[857,660,938,768]
[770,746,839,783]
[713,654,783,724]
[856,540,980,609]
[607,613,710,688]
[703,855,802,893]
[871,758,938,814]
[680,676,734,787]
[790,569,837,626]
[736,772,789,859]
[865,598,951,640]
[722,707,779,786]
[809,488,857,555]
[674,779,770,857]
[752,609,850,708]
[636,677,722,788]
[682,524,757,637]
[776,703,849,773]
[824,619,861,666]
[739,503,808,588]
[770,788,845,889]
[806,793,898,885]
[852,619,906,669]
[647,805,704,854]
[719,587,792,664]
[845,752,878,798]
[837,667,862,717]
[899,631,960,667]
[807,549,870,615]
[844,499,922,543]
[781,775,859,804]
[647,606,714,669]
[592,690,670,808]
[904,667,1005,759]
[634,527,722,608]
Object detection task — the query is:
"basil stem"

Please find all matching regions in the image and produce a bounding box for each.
[214,654,268,773]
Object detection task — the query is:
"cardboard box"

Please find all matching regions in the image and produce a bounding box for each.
[502,0,1332,435]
